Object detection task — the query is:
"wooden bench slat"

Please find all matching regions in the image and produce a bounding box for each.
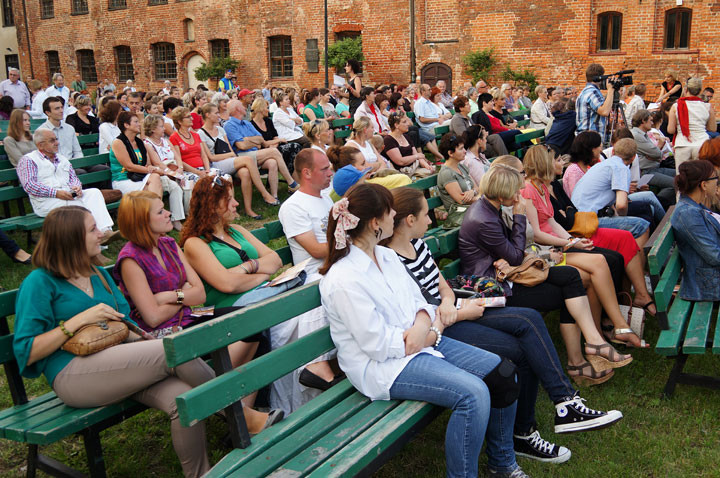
[234,393,376,477]
[682,301,714,354]
[306,401,439,477]
[654,249,681,314]
[426,195,442,211]
[176,327,335,426]
[437,228,459,256]
[0,397,67,441]
[263,399,402,478]
[0,392,58,439]
[647,220,675,276]
[164,282,320,367]
[205,381,356,477]
[275,245,293,265]
[407,174,438,191]
[442,259,461,278]
[264,220,284,241]
[656,298,693,356]
[713,307,720,354]
[250,227,269,243]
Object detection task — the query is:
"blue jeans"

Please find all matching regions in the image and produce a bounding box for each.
[629,190,666,224]
[232,272,306,307]
[0,229,20,258]
[443,307,576,435]
[389,337,518,478]
[598,215,649,238]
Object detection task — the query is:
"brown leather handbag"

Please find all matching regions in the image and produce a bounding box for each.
[61,267,129,356]
[568,211,599,238]
[494,253,550,287]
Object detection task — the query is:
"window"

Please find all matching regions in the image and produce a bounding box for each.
[2,0,14,26]
[46,50,60,77]
[114,46,134,82]
[71,0,88,14]
[664,8,691,50]
[269,36,292,78]
[210,39,230,58]
[108,0,126,10]
[40,0,53,18]
[152,42,176,80]
[148,0,167,5]
[5,54,19,72]
[305,39,319,73]
[597,12,622,51]
[77,50,97,83]
[183,18,194,42]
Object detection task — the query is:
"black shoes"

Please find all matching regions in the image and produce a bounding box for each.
[514,427,571,464]
[299,368,345,391]
[554,395,623,434]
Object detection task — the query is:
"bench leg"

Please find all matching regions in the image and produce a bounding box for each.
[28,444,87,478]
[82,428,107,478]
[663,354,688,398]
[211,346,252,449]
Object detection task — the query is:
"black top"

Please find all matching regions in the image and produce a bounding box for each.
[662,80,682,102]
[471,110,492,132]
[489,109,511,125]
[550,179,576,230]
[382,133,415,168]
[66,112,100,135]
[251,116,279,142]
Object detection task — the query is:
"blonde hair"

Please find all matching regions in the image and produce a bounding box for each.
[523,146,556,183]
[491,88,504,101]
[664,69,678,81]
[117,190,163,250]
[350,116,372,140]
[613,138,637,161]
[170,107,190,129]
[143,114,164,137]
[482,162,523,200]
[250,97,268,114]
[302,119,330,142]
[75,95,92,109]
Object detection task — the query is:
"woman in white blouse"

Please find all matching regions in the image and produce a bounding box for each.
[345,117,384,172]
[98,100,122,153]
[319,184,525,478]
[530,86,552,131]
[272,93,311,148]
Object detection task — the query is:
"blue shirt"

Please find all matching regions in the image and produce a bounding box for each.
[413,97,439,132]
[571,155,631,212]
[219,77,234,92]
[575,83,606,135]
[224,117,261,153]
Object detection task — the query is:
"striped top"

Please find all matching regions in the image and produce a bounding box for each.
[396,238,441,301]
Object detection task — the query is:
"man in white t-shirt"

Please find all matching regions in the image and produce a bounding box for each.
[277,148,339,396]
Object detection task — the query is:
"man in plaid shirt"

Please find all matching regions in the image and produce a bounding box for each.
[575,64,616,139]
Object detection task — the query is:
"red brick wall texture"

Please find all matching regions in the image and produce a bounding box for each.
[11,0,720,110]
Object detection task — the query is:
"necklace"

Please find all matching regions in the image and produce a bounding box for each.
[69,276,92,294]
[179,130,192,140]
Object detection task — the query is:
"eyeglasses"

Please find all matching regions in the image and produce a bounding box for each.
[211,174,233,188]
[705,176,719,182]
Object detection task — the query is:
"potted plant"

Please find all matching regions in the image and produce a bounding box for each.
[194,57,240,90]
[324,36,364,74]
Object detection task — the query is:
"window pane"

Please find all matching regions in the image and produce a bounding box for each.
[72,0,87,14]
[41,0,54,18]
[108,0,126,9]
[2,0,14,27]
[153,43,176,80]
[611,15,621,50]
[77,50,97,83]
[46,51,61,77]
[679,11,690,48]
[115,46,134,82]
[210,39,230,58]
[598,16,608,50]
[665,11,676,49]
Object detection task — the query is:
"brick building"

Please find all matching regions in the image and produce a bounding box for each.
[9,0,720,109]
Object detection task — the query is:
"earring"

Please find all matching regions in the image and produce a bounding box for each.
[375,228,383,240]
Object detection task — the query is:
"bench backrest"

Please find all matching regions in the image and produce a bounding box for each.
[647,222,679,319]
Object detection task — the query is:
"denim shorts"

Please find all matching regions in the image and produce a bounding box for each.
[597,215,649,238]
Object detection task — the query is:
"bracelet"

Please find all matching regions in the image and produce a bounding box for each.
[175,289,185,305]
[251,259,259,274]
[239,263,250,274]
[59,320,74,338]
[429,326,442,348]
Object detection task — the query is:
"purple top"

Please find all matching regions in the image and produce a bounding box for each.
[113,236,193,332]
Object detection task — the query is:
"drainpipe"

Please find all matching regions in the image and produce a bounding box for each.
[410,0,416,82]
[20,0,34,77]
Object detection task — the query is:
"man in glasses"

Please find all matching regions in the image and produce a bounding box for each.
[0,68,31,110]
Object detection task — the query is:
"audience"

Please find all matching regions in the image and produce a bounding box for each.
[544,98,577,155]
[624,84,646,123]
[65,95,99,136]
[326,145,410,196]
[272,92,312,148]
[249,98,303,175]
[472,92,519,153]
[562,131,602,197]
[109,111,163,197]
[168,107,212,177]
[630,109,676,208]
[303,118,334,153]
[301,89,324,122]
[99,100,122,153]
[461,125,491,186]
[0,67,31,109]
[37,97,82,159]
[354,87,389,134]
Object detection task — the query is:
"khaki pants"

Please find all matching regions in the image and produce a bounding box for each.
[674,145,701,173]
[53,340,214,478]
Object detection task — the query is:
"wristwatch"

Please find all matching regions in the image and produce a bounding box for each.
[175,289,185,305]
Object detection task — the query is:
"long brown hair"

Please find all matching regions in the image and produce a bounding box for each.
[33,206,101,278]
[7,109,31,141]
[389,187,426,231]
[319,183,394,275]
[179,176,234,246]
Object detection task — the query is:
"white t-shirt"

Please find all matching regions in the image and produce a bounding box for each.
[197,125,228,152]
[278,190,333,279]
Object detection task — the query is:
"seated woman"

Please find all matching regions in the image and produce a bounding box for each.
[449,95,474,137]
[319,88,339,120]
[437,133,480,210]
[250,98,303,176]
[354,87,390,134]
[544,98,577,155]
[461,125,491,186]
[563,131,601,197]
[430,87,453,126]
[319,184,526,478]
[301,89,324,122]
[386,187,622,462]
[303,119,334,154]
[98,100,122,153]
[189,91,208,130]
[521,146,649,347]
[388,92,408,114]
[530,86,552,131]
[272,92,312,148]
[459,165,633,384]
[109,111,163,196]
[381,112,434,177]
[114,191,282,432]
[13,206,215,478]
[345,117,385,173]
[3,109,36,166]
[168,107,212,177]
[65,95,100,136]
[671,160,720,301]
[326,146,410,198]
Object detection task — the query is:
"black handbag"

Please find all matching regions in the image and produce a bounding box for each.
[202,128,232,155]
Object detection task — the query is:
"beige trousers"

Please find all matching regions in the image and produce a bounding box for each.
[53,340,214,478]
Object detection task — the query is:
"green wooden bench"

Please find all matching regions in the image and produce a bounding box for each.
[0,277,147,478]
[648,218,720,397]
[331,118,353,142]
[508,109,528,120]
[514,129,545,159]
[78,134,100,156]
[434,125,450,142]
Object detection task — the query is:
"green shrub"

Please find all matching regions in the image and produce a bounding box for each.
[501,66,539,99]
[461,48,497,84]
[194,57,240,82]
[324,37,364,71]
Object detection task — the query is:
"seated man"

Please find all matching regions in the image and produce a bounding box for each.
[17,129,119,243]
[572,138,651,245]
[630,109,676,209]
[224,99,298,192]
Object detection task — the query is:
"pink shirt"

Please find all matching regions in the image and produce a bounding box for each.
[521,182,555,236]
[562,163,586,198]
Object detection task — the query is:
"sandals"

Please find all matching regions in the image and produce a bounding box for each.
[633,300,656,318]
[609,328,649,348]
[584,343,633,372]
[567,361,614,386]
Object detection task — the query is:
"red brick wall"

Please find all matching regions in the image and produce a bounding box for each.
[11,0,720,112]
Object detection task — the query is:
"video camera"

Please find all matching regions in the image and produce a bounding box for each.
[593,69,634,90]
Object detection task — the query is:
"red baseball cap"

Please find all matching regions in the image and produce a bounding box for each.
[238,88,253,98]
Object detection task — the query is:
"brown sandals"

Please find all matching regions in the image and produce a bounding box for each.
[585,343,633,372]
[567,361,614,386]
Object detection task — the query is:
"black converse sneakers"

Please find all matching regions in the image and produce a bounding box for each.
[554,395,623,433]
[514,427,571,464]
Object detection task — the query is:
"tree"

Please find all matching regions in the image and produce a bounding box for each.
[462,48,497,84]
[501,66,539,99]
[324,37,364,71]
[194,57,240,81]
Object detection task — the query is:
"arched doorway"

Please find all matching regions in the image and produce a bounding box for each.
[421,62,452,93]
[185,54,204,90]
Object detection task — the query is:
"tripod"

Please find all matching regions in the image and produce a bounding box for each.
[605,89,628,146]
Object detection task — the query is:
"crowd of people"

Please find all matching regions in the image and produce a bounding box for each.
[2,62,720,478]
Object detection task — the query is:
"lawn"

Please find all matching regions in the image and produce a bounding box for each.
[1,187,720,477]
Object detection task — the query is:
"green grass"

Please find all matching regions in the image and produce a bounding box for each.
[2,187,720,476]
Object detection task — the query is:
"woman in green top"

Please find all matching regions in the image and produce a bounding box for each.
[437,133,480,210]
[110,110,164,196]
[301,88,325,122]
[13,206,216,478]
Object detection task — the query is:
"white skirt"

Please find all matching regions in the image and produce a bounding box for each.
[112,174,151,194]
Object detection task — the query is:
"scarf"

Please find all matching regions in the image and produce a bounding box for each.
[117,131,148,170]
[676,96,703,141]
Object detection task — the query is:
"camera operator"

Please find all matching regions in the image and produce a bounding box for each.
[575,64,616,136]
